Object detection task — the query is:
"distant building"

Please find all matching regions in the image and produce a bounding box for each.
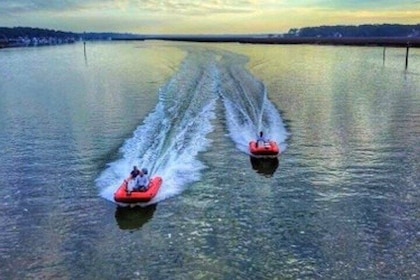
[0,34,8,48]
[408,29,419,37]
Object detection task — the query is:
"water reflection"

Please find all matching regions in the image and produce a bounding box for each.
[249,156,279,177]
[114,204,157,231]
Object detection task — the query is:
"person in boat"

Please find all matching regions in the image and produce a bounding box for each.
[256,131,269,147]
[127,166,140,194]
[133,168,150,192]
[130,166,140,179]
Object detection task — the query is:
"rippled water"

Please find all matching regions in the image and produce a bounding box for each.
[0,42,419,279]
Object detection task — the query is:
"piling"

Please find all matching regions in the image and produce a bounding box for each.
[405,45,409,70]
[383,47,386,65]
[83,41,88,65]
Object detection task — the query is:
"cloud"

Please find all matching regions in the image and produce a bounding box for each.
[0,0,267,16]
[124,0,258,15]
[3,0,419,17]
[1,0,419,33]
[302,0,420,10]
[2,0,82,12]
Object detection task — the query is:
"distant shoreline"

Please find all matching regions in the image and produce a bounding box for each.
[113,36,420,48]
[2,36,420,50]
[2,24,420,49]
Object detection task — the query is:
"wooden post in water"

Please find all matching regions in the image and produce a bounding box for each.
[383,47,386,66]
[405,44,409,70]
[83,41,88,65]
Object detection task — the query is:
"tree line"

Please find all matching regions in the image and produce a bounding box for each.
[0,26,141,41]
[0,27,77,40]
[287,24,420,38]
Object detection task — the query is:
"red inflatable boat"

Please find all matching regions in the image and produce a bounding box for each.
[114,177,163,203]
[249,141,280,156]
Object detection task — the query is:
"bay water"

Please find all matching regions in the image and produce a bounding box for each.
[0,41,419,279]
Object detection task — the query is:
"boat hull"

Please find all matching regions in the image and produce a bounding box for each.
[114,177,163,203]
[249,141,280,156]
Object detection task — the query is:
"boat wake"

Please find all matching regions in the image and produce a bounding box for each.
[97,46,289,205]
[216,50,289,154]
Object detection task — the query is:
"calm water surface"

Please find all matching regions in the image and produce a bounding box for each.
[0,42,419,279]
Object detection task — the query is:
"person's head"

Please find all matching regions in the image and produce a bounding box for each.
[133,166,138,170]
[141,168,148,175]
[259,131,263,137]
